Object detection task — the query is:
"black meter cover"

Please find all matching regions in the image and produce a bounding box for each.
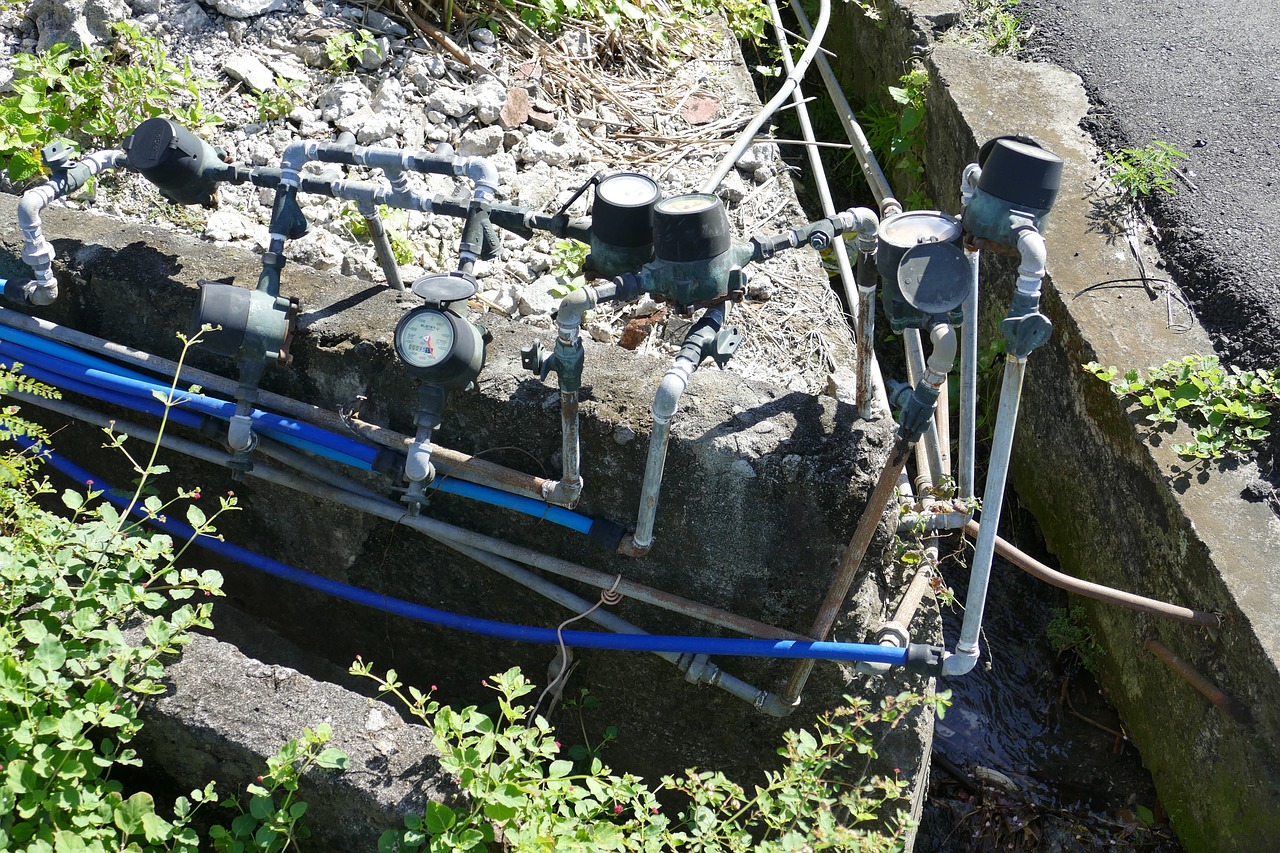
[124,118,221,207]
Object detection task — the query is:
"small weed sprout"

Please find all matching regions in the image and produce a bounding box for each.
[1046,606,1101,673]
[548,238,589,298]
[253,76,307,123]
[323,29,383,73]
[339,203,419,266]
[1103,140,1189,199]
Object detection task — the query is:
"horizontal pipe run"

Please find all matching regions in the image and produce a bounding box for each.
[5,430,898,666]
[962,520,1220,628]
[1143,639,1251,724]
[3,341,604,535]
[0,307,560,505]
[13,390,805,643]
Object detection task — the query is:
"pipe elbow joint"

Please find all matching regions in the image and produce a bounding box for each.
[925,323,958,378]
[1014,225,1047,283]
[461,157,499,199]
[652,362,692,423]
[404,445,436,484]
[942,645,979,676]
[960,163,982,208]
[278,141,316,181]
[845,206,880,253]
[227,414,257,454]
[557,286,599,331]
[542,478,582,507]
[27,279,59,306]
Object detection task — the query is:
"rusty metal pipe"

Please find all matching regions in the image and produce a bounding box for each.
[782,437,913,704]
[1144,638,1251,724]
[0,307,561,504]
[963,520,1220,628]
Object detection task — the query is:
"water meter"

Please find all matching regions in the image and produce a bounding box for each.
[587,172,660,276]
[639,193,752,309]
[877,211,966,332]
[963,135,1063,248]
[393,273,488,389]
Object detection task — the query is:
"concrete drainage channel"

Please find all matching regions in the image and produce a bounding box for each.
[1,3,1274,852]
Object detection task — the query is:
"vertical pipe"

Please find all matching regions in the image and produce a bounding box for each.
[764,0,884,420]
[362,212,405,291]
[559,392,581,504]
[945,355,1026,675]
[856,251,881,420]
[958,249,980,500]
[789,0,900,216]
[903,328,946,489]
[625,356,696,554]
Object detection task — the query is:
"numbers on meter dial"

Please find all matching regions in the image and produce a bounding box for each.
[398,310,455,368]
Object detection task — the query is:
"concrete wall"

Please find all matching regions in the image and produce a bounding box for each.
[829,2,1280,849]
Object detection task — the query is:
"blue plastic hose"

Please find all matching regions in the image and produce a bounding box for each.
[3,432,908,666]
[1,330,597,534]
[0,335,375,463]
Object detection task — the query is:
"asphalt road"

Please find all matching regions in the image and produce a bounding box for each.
[1017,0,1280,369]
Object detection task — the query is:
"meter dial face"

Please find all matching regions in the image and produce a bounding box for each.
[597,173,660,207]
[396,309,455,369]
[879,211,961,248]
[656,193,719,215]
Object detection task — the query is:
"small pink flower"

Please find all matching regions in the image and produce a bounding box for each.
[554,741,561,749]
[257,775,264,783]
[431,684,438,691]
[86,479,94,486]
[894,768,900,774]
[613,804,623,815]
[192,491,201,499]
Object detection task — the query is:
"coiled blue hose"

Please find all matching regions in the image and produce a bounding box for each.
[0,327,595,534]
[3,432,908,666]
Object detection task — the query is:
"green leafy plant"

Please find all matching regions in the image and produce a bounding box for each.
[1046,606,1100,673]
[209,724,348,852]
[353,662,950,852]
[560,687,618,765]
[324,29,383,73]
[0,21,218,183]
[252,76,307,123]
[1103,140,1188,199]
[959,0,1026,55]
[0,362,60,483]
[548,237,589,299]
[1084,355,1279,460]
[858,68,929,190]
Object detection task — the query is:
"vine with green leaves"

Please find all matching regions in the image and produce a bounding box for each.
[1,334,345,852]
[354,662,949,852]
[1085,355,1279,461]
